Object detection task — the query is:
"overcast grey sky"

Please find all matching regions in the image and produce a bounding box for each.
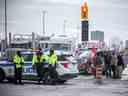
[0,0,128,42]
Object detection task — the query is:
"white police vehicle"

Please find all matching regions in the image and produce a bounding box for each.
[0,49,78,83]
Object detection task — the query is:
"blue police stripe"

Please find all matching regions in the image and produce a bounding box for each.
[0,62,32,67]
[0,64,14,67]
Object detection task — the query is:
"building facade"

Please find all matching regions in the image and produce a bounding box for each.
[91,30,104,41]
[125,40,128,49]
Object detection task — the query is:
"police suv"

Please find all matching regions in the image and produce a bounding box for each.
[0,49,78,83]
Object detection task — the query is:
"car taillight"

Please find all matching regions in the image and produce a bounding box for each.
[63,63,69,68]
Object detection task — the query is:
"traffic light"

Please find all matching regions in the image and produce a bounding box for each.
[80,2,88,21]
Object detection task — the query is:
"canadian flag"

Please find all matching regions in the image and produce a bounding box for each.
[91,46,96,58]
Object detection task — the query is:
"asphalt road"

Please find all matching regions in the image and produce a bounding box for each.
[0,75,128,96]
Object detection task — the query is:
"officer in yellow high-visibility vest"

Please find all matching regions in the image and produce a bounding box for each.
[13,51,24,85]
[32,51,49,84]
[48,48,58,83]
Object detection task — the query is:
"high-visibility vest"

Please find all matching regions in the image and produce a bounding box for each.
[41,55,49,63]
[32,55,49,66]
[49,54,57,65]
[32,55,41,66]
[13,55,24,68]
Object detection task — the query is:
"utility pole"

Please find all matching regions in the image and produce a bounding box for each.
[5,0,8,48]
[42,11,47,36]
[32,32,35,49]
[63,20,67,35]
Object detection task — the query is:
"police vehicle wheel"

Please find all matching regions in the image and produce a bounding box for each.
[7,78,14,83]
[58,80,66,84]
[0,69,5,82]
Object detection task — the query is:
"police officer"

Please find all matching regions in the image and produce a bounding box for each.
[48,48,58,84]
[41,52,49,84]
[32,51,43,84]
[13,51,24,85]
[32,51,49,84]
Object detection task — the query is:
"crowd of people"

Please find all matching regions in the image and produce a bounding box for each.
[94,51,126,79]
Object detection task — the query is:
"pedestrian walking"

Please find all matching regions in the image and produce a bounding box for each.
[104,52,112,78]
[117,53,124,79]
[111,53,118,78]
[123,53,128,68]
[13,51,24,85]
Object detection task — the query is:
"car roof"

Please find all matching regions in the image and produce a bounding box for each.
[21,51,38,55]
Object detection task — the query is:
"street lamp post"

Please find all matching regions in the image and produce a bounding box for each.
[63,20,67,35]
[42,11,47,36]
[5,0,8,48]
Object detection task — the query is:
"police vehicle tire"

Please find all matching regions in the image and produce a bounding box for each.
[7,78,15,83]
[58,80,66,84]
[0,69,5,82]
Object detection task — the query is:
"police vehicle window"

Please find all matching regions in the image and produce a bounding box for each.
[46,43,48,48]
[58,55,67,61]
[23,54,33,61]
[28,42,32,48]
[0,56,8,61]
